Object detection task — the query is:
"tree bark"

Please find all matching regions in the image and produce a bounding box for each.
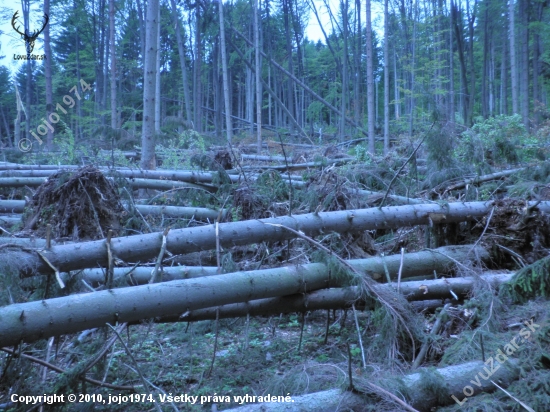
[169,0,192,125]
[383,0,390,154]
[140,0,159,170]
[366,0,375,153]
[519,0,529,127]
[509,0,518,114]
[109,0,117,130]
[9,201,546,277]
[219,0,233,143]
[154,4,161,133]
[254,0,262,152]
[0,264,338,347]
[43,0,53,149]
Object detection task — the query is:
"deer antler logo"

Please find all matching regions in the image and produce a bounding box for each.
[11,11,49,55]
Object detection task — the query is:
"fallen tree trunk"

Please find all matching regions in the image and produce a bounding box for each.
[222,359,520,412]
[443,167,527,193]
[6,201,547,276]
[0,201,226,221]
[0,176,214,192]
[0,216,20,225]
[0,255,509,347]
[71,265,220,284]
[142,272,511,323]
[0,168,242,184]
[0,200,25,213]
[71,245,487,285]
[222,389,366,412]
[0,264,337,346]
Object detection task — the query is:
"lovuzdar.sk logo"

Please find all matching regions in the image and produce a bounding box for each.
[12,10,48,61]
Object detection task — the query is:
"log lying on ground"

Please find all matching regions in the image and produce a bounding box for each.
[70,266,220,284]
[0,264,337,347]
[0,268,510,347]
[0,168,242,184]
[223,359,520,412]
[0,200,227,221]
[6,201,524,277]
[222,389,366,412]
[0,216,20,225]
[442,166,529,193]
[0,200,26,213]
[143,272,511,323]
[0,176,214,192]
[72,245,488,285]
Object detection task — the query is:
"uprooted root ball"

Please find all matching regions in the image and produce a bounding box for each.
[22,166,125,240]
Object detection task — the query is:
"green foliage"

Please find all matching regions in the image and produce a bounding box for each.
[454,115,530,166]
[501,256,550,303]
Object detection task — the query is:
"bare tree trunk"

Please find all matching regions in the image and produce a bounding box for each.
[0,246,493,347]
[140,0,159,171]
[366,0,375,153]
[44,0,53,149]
[22,0,31,143]
[449,0,455,125]
[509,0,518,114]
[170,0,192,126]
[11,201,528,277]
[154,4,161,134]
[283,0,295,129]
[519,0,529,127]
[339,0,349,142]
[219,0,233,143]
[109,0,117,130]
[394,47,400,119]
[254,0,262,152]
[194,8,202,132]
[383,0,389,154]
[500,32,508,115]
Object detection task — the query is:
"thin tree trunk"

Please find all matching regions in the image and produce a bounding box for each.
[194,7,202,132]
[339,0,348,142]
[519,0,529,127]
[383,0,389,154]
[219,0,233,143]
[449,0,455,125]
[109,0,117,130]
[140,0,159,170]
[509,0,518,114]
[394,48,400,119]
[500,32,508,115]
[154,4,161,133]
[170,0,192,126]
[254,0,262,152]
[44,0,53,149]
[366,0,375,153]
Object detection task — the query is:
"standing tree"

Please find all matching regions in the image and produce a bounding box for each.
[219,0,232,143]
[254,0,262,152]
[366,0,375,153]
[509,0,518,114]
[109,0,117,130]
[383,0,389,154]
[140,0,159,170]
[44,0,53,149]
